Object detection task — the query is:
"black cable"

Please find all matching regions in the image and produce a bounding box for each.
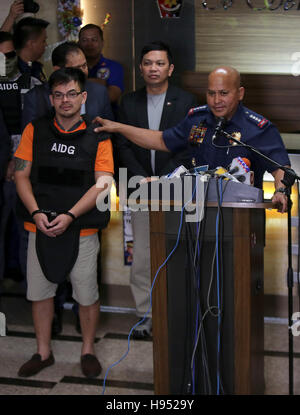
[181,222,195,394]
[185,216,211,394]
[185,177,213,394]
[194,181,213,395]
[297,180,300,311]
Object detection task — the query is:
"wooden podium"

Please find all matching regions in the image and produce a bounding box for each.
[149,201,271,395]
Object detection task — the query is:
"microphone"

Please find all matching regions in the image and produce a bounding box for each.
[228,157,253,185]
[228,157,251,175]
[212,117,226,142]
[214,166,240,182]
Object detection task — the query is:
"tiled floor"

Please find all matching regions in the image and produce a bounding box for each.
[1,278,300,397]
[0,282,154,396]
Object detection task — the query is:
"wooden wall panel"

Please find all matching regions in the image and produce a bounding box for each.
[181,71,300,133]
[134,0,195,90]
[195,3,300,74]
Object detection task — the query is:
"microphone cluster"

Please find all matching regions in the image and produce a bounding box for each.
[172,157,253,185]
[214,157,252,185]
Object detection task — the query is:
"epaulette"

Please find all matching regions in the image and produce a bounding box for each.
[188,105,208,116]
[244,109,270,129]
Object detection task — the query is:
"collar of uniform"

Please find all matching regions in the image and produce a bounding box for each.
[226,102,244,128]
[206,108,218,126]
[17,57,30,73]
[17,57,44,79]
[54,117,86,133]
[90,54,105,72]
[206,102,244,128]
[99,54,109,66]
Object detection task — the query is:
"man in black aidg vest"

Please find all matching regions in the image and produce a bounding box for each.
[22,41,114,337]
[14,67,114,378]
[0,31,41,284]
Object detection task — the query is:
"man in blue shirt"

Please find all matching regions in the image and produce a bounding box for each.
[78,23,124,113]
[94,66,290,213]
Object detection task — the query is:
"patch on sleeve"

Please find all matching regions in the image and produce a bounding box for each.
[245,110,270,129]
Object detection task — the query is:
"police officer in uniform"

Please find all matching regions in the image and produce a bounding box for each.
[0,31,41,283]
[94,66,290,212]
[0,32,41,140]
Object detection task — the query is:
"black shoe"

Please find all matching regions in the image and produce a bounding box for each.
[81,354,102,378]
[18,352,55,377]
[51,311,63,336]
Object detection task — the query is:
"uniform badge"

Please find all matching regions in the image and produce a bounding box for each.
[258,118,268,128]
[189,124,207,145]
[246,111,269,129]
[97,67,110,80]
[230,132,241,146]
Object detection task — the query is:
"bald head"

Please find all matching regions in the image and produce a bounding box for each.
[206,66,244,120]
[209,66,241,88]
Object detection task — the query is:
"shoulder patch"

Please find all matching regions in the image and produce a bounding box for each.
[244,109,270,129]
[188,105,208,116]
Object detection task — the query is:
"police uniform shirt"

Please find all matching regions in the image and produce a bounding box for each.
[88,55,124,92]
[17,57,47,83]
[162,103,290,188]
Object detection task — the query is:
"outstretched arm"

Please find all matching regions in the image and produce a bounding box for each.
[93,116,170,152]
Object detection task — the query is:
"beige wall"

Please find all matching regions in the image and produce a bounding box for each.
[0,0,60,76]
[195,2,300,74]
[81,0,133,91]
[37,0,60,76]
[0,0,12,25]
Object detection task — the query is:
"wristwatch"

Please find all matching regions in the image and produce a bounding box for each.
[274,187,287,195]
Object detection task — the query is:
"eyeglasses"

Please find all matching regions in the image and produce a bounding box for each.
[52,90,83,100]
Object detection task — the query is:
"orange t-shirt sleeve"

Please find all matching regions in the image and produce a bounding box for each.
[95,138,114,174]
[14,123,34,161]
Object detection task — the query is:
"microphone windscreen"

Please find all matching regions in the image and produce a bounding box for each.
[214,166,228,176]
[229,157,251,175]
[241,158,251,168]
